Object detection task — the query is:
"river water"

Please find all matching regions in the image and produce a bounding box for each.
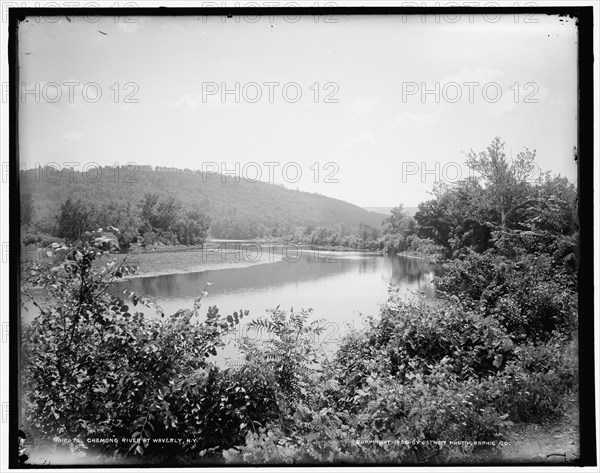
[112,248,437,363]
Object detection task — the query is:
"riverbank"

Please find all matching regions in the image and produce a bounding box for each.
[106,247,285,280]
[396,250,442,262]
[99,241,382,279]
[24,241,381,281]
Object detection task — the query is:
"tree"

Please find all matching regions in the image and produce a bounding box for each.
[527,173,578,236]
[414,197,450,247]
[57,197,96,241]
[138,193,186,244]
[154,196,181,231]
[140,193,159,228]
[97,201,142,250]
[465,137,537,229]
[381,205,417,253]
[174,210,211,245]
[21,191,34,227]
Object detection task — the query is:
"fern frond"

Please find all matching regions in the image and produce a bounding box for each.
[246,318,276,335]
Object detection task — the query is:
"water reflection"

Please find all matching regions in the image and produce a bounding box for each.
[112,251,436,323]
[23,250,436,364]
[391,255,438,283]
[23,250,436,340]
[117,252,366,298]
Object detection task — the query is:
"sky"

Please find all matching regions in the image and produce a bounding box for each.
[16,12,578,207]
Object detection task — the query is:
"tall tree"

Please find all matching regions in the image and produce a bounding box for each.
[465,137,537,228]
[383,205,414,235]
[57,197,96,241]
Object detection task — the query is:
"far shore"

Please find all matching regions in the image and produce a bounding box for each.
[99,240,383,279]
[112,243,382,280]
[396,250,442,263]
[24,240,385,281]
[107,246,285,280]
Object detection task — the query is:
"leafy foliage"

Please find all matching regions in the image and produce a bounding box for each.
[242,307,326,405]
[21,137,579,465]
[21,165,384,242]
[436,248,577,342]
[225,138,578,464]
[21,230,271,461]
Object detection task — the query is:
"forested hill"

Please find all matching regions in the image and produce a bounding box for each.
[363,206,418,217]
[20,165,384,236]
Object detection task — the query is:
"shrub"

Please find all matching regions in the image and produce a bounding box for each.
[22,231,63,248]
[481,333,577,423]
[298,291,578,464]
[149,362,283,461]
[436,250,577,342]
[335,297,515,387]
[22,225,579,465]
[21,231,278,462]
[240,307,327,407]
[225,366,510,464]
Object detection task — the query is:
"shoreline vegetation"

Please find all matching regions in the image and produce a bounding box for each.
[19,138,580,466]
[24,239,442,284]
[92,240,385,280]
[396,250,442,263]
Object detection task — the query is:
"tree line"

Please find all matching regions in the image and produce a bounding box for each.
[20,137,580,465]
[22,137,577,264]
[19,163,384,246]
[288,137,577,260]
[23,193,211,250]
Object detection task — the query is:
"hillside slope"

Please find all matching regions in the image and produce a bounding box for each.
[363,206,418,217]
[21,165,385,232]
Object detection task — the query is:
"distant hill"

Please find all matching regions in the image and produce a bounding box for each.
[363,206,419,217]
[22,166,385,233]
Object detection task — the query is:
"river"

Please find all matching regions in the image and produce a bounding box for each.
[22,246,438,364]
[111,247,437,363]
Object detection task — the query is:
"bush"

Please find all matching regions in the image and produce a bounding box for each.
[152,363,283,461]
[405,235,445,258]
[225,364,510,464]
[436,250,577,342]
[21,227,578,465]
[21,231,278,461]
[239,307,327,407]
[335,296,515,387]
[482,333,577,423]
[294,291,578,463]
[22,231,62,248]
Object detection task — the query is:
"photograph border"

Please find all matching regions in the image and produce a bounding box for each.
[8,4,596,468]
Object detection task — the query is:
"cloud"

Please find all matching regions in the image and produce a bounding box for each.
[345,132,374,147]
[350,97,379,118]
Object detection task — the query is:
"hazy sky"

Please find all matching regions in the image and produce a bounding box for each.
[17,13,578,207]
